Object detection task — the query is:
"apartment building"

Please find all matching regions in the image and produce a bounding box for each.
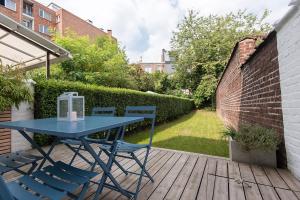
[139,49,175,74]
[0,0,114,39]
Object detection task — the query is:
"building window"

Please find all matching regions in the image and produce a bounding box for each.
[56,15,60,23]
[39,24,49,34]
[1,0,16,11]
[23,1,33,16]
[144,67,152,73]
[39,9,52,21]
[22,18,33,30]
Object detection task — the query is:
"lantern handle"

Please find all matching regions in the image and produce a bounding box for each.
[63,92,78,96]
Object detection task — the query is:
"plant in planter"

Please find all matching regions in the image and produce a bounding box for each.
[223,124,282,167]
[0,61,33,112]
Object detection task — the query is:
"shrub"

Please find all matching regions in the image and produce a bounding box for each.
[194,75,217,108]
[34,79,195,145]
[224,124,282,152]
[0,62,33,112]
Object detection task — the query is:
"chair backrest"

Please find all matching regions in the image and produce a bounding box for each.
[124,106,156,145]
[0,176,14,200]
[92,107,116,116]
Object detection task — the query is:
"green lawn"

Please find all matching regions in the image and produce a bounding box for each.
[125,110,229,157]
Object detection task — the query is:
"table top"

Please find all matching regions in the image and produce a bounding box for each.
[0,116,144,138]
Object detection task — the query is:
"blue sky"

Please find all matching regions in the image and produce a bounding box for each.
[39,0,290,63]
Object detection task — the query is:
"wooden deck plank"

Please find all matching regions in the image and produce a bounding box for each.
[197,158,217,200]
[115,151,175,200]
[259,185,280,200]
[84,149,154,199]
[228,162,241,180]
[98,149,167,200]
[213,176,228,200]
[229,179,245,200]
[4,145,300,200]
[243,182,263,200]
[239,163,255,183]
[180,156,207,200]
[276,169,300,192]
[216,159,228,178]
[264,167,289,189]
[251,165,271,186]
[164,155,198,200]
[136,153,185,200]
[147,154,190,200]
[276,188,299,200]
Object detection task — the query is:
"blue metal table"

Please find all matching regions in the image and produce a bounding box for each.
[0,116,144,199]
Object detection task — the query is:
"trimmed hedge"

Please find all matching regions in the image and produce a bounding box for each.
[34,79,195,145]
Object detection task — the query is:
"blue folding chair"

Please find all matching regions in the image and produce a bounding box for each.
[0,152,43,175]
[60,107,116,166]
[0,161,98,200]
[98,106,156,200]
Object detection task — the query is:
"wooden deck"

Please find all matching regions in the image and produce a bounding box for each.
[4,145,300,200]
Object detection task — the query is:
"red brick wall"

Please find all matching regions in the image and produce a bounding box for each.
[0,110,11,154]
[57,8,107,39]
[216,32,286,167]
[30,0,56,38]
[0,0,21,21]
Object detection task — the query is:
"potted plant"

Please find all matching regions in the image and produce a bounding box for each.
[223,124,282,167]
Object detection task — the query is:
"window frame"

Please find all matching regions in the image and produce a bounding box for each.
[39,8,52,21]
[38,24,49,35]
[4,0,16,11]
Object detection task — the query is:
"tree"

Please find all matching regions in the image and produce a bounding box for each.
[52,31,136,89]
[152,71,172,94]
[0,62,33,111]
[194,74,217,108]
[171,10,272,106]
[129,64,155,92]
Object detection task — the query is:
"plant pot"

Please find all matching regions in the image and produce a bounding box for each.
[229,137,277,167]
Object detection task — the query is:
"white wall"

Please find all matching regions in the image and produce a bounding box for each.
[11,102,34,152]
[10,80,35,152]
[276,3,300,179]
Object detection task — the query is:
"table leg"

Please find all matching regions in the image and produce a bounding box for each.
[18,130,56,166]
[79,136,132,199]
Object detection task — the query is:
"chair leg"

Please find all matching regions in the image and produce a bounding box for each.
[133,147,152,200]
[131,151,154,182]
[90,148,103,172]
[77,182,90,200]
[69,144,81,165]
[65,144,93,166]
[103,149,128,175]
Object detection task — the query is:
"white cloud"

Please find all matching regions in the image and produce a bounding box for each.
[39,0,290,63]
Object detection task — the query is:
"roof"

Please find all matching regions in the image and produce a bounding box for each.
[0,12,71,70]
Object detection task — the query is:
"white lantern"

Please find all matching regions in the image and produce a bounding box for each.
[57,92,85,121]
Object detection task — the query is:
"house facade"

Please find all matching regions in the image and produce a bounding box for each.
[216,0,300,179]
[139,49,175,74]
[0,0,114,39]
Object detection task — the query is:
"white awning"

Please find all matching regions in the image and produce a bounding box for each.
[0,13,71,70]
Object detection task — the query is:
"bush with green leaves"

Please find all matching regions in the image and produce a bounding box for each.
[194,75,217,108]
[0,62,33,112]
[223,124,282,152]
[34,79,195,145]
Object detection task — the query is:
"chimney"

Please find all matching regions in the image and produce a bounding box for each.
[107,29,112,37]
[161,49,165,62]
[238,38,257,65]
